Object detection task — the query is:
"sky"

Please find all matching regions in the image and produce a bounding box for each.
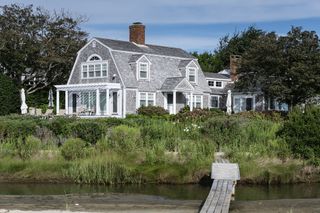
[2,0,320,52]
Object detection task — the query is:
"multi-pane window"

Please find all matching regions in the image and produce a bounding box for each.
[139,92,155,107]
[208,80,223,88]
[139,62,149,79]
[82,62,108,79]
[187,95,202,108]
[211,96,219,108]
[215,81,222,87]
[188,68,196,83]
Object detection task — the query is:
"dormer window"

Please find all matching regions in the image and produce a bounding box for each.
[82,54,107,79]
[215,81,222,87]
[138,62,149,79]
[187,67,197,83]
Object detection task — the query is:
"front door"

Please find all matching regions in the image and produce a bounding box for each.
[72,94,77,113]
[112,92,118,114]
[167,93,173,114]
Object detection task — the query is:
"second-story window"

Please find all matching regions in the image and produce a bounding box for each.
[187,68,197,83]
[82,55,108,79]
[208,81,214,87]
[138,62,149,79]
[215,81,222,87]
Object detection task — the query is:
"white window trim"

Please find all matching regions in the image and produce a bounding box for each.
[210,95,220,108]
[187,67,197,84]
[187,94,203,109]
[81,60,108,79]
[137,62,150,80]
[207,79,224,88]
[139,92,156,107]
[87,54,102,62]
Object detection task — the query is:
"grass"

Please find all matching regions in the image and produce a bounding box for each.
[0,113,318,185]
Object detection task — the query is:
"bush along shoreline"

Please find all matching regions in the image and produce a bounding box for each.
[0,106,319,185]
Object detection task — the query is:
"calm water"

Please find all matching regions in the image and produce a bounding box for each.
[0,183,319,201]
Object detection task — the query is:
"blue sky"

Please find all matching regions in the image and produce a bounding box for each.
[2,0,320,52]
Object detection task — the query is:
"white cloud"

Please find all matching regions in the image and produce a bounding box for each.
[2,0,320,24]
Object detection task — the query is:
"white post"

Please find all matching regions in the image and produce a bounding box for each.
[118,90,122,117]
[201,95,204,109]
[173,91,176,114]
[123,89,126,118]
[96,89,100,116]
[106,88,110,116]
[56,90,60,115]
[65,91,68,115]
[190,92,193,111]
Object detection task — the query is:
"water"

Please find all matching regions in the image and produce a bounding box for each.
[0,183,319,201]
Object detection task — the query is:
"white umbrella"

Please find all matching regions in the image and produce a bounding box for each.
[20,88,28,114]
[226,90,232,115]
[48,88,54,108]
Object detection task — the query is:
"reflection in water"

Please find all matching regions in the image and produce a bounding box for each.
[0,183,319,201]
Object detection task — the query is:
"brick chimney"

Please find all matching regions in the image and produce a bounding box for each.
[129,22,145,45]
[230,55,241,81]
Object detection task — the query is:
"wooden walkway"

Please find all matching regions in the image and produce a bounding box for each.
[200,154,240,213]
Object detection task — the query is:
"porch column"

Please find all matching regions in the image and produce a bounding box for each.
[164,93,168,110]
[106,88,110,115]
[123,89,126,118]
[56,90,60,115]
[65,91,68,115]
[173,91,176,114]
[190,92,193,111]
[96,89,100,116]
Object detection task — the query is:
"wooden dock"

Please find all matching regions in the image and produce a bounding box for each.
[200,154,240,213]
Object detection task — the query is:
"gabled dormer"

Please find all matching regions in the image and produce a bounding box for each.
[129,54,151,81]
[178,60,199,84]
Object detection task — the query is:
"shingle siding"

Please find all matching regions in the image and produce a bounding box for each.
[126,89,137,114]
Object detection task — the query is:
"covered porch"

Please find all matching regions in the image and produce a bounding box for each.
[161,77,202,114]
[55,83,123,118]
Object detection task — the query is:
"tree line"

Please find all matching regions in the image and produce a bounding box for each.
[194,26,320,108]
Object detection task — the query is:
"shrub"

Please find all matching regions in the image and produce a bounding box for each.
[137,106,169,117]
[61,138,86,160]
[278,106,320,160]
[175,108,219,122]
[0,119,38,141]
[0,74,20,115]
[108,125,141,151]
[16,136,41,160]
[47,117,76,137]
[68,121,103,144]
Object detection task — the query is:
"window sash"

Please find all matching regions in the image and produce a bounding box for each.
[208,81,214,87]
[215,81,222,87]
[139,92,155,107]
[139,63,149,79]
[82,62,108,79]
[187,95,202,108]
[188,68,196,83]
[211,96,219,108]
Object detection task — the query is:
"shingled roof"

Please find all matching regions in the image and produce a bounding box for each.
[204,72,230,79]
[95,37,195,59]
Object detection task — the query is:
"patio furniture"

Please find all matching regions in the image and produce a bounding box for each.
[36,108,43,116]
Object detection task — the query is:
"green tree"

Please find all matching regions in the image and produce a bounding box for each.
[0,4,87,94]
[192,26,264,73]
[215,26,264,70]
[0,73,20,115]
[237,27,320,108]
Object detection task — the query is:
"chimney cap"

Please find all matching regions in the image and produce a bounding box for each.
[132,22,143,25]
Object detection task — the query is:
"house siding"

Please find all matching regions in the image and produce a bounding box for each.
[126,90,137,114]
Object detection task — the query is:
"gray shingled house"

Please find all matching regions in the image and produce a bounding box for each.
[55,23,211,117]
